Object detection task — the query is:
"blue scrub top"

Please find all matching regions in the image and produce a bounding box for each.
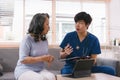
[60,31,101,66]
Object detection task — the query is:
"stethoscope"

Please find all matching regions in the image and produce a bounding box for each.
[76,32,89,57]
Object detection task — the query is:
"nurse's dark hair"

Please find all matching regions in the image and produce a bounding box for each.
[28,13,49,42]
[74,12,92,25]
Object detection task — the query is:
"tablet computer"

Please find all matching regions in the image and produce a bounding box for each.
[62,59,94,78]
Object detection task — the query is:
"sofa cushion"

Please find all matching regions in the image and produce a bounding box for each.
[45,48,65,71]
[0,72,15,80]
[0,64,3,76]
[0,58,3,76]
[96,58,117,67]
[0,48,19,72]
[96,57,120,77]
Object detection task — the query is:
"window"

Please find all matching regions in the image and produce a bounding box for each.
[82,2,106,43]
[25,0,52,44]
[56,1,80,44]
[56,21,75,44]
[0,0,108,47]
[56,1,106,45]
[0,0,15,42]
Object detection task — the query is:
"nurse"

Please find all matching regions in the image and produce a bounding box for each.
[59,12,116,75]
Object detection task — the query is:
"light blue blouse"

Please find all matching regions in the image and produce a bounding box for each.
[14,34,48,79]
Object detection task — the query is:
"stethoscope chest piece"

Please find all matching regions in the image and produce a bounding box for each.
[76,46,80,50]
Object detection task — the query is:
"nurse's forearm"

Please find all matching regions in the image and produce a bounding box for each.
[91,54,97,64]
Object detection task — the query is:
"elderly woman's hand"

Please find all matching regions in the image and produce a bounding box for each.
[42,55,54,67]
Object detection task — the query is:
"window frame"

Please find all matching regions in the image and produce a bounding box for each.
[0,0,110,48]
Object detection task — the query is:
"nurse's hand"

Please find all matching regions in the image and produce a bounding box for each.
[64,44,73,55]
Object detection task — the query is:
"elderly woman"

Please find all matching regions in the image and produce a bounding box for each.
[14,13,55,80]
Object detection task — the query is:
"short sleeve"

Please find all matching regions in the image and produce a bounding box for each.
[59,33,70,49]
[91,38,101,54]
[19,37,31,61]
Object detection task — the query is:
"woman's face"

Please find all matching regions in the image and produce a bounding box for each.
[75,20,88,33]
[41,17,50,35]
